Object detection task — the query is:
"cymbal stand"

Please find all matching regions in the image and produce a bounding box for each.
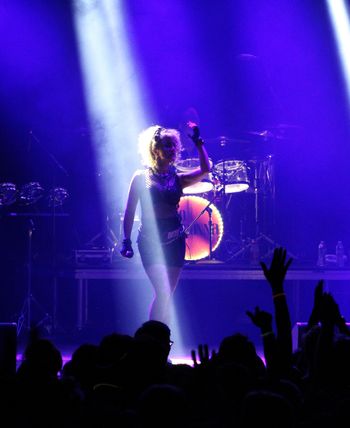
[28,130,68,334]
[217,159,227,207]
[226,159,297,262]
[213,161,237,258]
[251,160,297,259]
[253,162,261,237]
[16,219,52,337]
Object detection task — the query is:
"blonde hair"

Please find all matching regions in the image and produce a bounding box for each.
[138,125,182,168]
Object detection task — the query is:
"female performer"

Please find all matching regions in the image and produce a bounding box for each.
[120,122,211,323]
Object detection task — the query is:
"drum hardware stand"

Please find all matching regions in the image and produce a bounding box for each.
[76,216,118,267]
[16,219,53,337]
[214,159,228,207]
[225,158,297,262]
[224,162,272,262]
[250,162,297,260]
[213,161,237,260]
[85,215,118,250]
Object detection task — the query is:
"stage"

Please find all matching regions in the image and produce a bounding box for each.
[57,263,350,338]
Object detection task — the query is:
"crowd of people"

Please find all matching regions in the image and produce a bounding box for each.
[1,246,350,427]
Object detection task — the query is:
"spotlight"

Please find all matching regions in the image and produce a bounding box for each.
[48,187,69,207]
[0,182,17,206]
[18,182,45,205]
[327,0,350,102]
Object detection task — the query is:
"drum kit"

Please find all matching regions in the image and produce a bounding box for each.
[176,136,276,263]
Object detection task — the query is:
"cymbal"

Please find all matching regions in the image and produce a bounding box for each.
[206,135,251,145]
[245,129,293,142]
[246,130,276,141]
[248,123,302,142]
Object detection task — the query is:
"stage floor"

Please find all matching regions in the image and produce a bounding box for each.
[54,261,350,342]
[14,261,350,362]
[71,259,350,281]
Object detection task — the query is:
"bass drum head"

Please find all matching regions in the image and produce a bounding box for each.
[178,195,224,261]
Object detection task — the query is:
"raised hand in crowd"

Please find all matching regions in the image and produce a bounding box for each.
[191,343,217,369]
[307,279,324,329]
[312,291,341,384]
[297,285,349,385]
[246,306,273,335]
[319,292,340,328]
[246,306,276,373]
[261,247,293,375]
[319,291,350,336]
[260,247,293,294]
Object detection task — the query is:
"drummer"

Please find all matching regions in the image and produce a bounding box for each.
[120,121,211,325]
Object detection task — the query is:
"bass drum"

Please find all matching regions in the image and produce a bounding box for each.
[178,195,224,261]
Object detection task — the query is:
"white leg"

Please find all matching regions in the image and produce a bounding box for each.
[144,264,182,324]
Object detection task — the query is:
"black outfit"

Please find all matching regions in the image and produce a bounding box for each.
[137,168,186,268]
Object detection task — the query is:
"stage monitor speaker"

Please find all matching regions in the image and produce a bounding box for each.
[0,323,17,376]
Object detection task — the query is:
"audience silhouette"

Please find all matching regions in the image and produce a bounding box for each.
[3,247,350,427]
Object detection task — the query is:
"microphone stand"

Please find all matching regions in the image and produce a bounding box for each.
[182,189,224,263]
[27,130,69,334]
[205,206,213,260]
[16,219,52,337]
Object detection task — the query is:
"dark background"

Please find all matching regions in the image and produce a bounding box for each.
[0,0,349,345]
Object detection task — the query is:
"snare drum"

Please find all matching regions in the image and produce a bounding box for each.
[176,158,202,172]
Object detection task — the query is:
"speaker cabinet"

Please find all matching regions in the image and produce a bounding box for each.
[0,323,17,376]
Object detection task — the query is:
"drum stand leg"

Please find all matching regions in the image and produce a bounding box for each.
[87,216,118,249]
[224,164,297,263]
[257,232,298,259]
[251,170,298,260]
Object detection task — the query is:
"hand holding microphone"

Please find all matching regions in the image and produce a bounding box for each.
[120,238,134,258]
